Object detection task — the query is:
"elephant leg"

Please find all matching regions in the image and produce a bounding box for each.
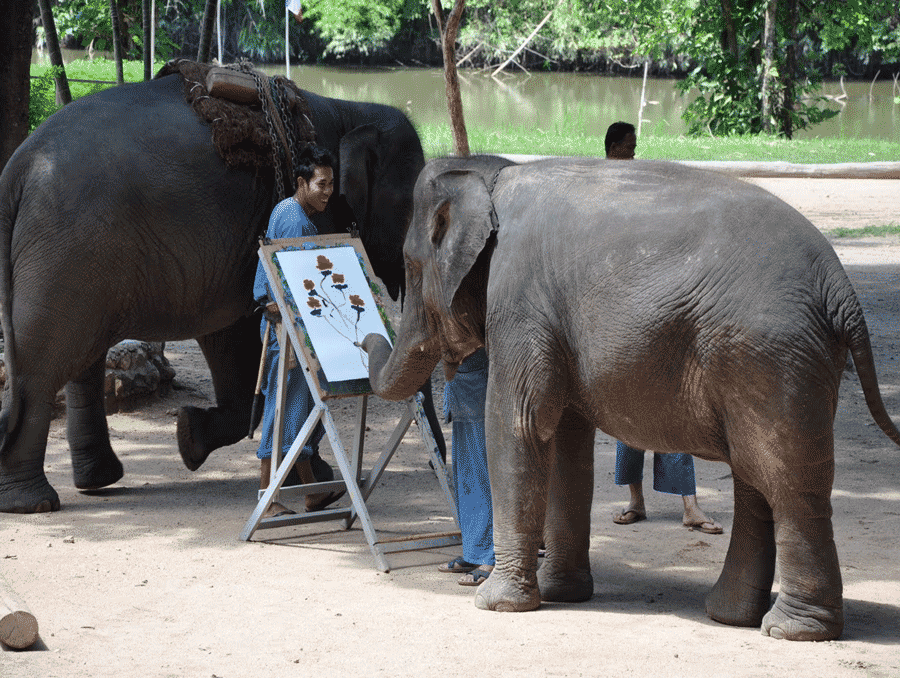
[66,355,124,490]
[763,462,843,640]
[475,368,563,612]
[705,472,775,627]
[712,405,843,641]
[537,408,594,603]
[178,315,260,471]
[0,398,58,513]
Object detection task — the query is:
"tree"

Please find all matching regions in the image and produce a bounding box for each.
[38,0,74,105]
[109,0,125,84]
[0,1,33,172]
[432,0,469,156]
[143,0,152,80]
[197,0,216,62]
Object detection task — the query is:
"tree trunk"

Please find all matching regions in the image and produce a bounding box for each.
[431,0,469,157]
[780,0,798,139]
[143,0,152,80]
[760,0,777,134]
[0,0,33,172]
[719,0,739,58]
[109,0,125,85]
[38,0,73,106]
[197,0,217,63]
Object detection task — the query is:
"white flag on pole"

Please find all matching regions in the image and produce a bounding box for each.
[286,0,302,17]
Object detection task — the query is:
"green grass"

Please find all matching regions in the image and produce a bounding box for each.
[826,224,900,238]
[418,124,900,164]
[32,57,166,99]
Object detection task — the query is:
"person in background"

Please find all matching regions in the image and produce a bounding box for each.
[605,121,723,535]
[253,144,344,518]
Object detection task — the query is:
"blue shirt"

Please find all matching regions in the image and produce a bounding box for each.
[253,197,318,304]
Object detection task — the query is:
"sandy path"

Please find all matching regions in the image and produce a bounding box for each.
[1,179,898,677]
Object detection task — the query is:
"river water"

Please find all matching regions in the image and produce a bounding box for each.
[264,65,900,142]
[33,49,900,140]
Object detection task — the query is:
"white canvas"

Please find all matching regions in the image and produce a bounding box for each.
[275,246,391,382]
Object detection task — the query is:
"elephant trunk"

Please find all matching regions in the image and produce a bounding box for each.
[363,304,441,402]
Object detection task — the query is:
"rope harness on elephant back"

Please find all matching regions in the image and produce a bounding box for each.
[155,59,316,202]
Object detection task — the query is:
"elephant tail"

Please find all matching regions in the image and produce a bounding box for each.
[843,292,900,449]
[0,164,22,455]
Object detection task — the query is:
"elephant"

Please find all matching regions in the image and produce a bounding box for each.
[0,66,446,514]
[362,154,900,641]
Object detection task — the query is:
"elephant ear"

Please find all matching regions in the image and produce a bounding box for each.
[338,123,380,236]
[429,169,498,311]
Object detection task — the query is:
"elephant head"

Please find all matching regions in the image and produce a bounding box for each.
[363,155,516,400]
[325,121,425,302]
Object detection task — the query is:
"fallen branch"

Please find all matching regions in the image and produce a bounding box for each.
[491,3,558,77]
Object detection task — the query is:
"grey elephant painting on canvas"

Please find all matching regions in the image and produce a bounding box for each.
[363,154,900,641]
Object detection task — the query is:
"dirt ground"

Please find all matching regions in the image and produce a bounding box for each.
[2,178,898,678]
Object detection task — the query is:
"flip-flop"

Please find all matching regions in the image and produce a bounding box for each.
[685,520,723,535]
[265,508,296,519]
[613,509,647,525]
[305,489,346,512]
[438,556,478,573]
[458,568,492,586]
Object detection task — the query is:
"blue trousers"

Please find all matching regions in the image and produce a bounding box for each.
[445,349,494,566]
[256,321,324,460]
[614,442,696,496]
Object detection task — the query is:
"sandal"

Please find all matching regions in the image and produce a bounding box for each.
[438,556,477,573]
[458,568,492,586]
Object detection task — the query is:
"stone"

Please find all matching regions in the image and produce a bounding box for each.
[0,340,176,418]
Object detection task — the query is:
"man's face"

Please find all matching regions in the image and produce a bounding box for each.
[297,166,334,214]
[607,132,637,160]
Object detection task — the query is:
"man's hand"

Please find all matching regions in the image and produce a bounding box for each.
[263,302,281,324]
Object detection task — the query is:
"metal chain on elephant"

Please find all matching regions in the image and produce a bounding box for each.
[250,69,289,203]
[271,78,306,182]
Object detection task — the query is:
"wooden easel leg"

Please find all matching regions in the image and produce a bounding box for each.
[410,393,460,529]
[319,404,391,572]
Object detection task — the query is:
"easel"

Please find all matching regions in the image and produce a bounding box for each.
[240,235,461,572]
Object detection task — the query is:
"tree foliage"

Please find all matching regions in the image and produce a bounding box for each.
[38,0,900,138]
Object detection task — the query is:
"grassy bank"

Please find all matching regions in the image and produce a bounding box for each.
[418,124,900,163]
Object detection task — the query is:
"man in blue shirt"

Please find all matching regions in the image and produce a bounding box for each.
[254,144,344,518]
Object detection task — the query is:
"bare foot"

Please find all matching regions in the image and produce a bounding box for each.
[682,496,723,534]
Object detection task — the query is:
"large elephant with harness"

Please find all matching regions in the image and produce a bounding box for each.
[0,61,442,513]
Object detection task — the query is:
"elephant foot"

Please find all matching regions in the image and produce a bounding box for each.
[72,444,124,490]
[177,406,213,471]
[474,568,541,612]
[705,577,771,628]
[760,594,843,641]
[537,562,594,603]
[0,472,61,513]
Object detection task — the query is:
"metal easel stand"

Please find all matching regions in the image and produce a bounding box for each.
[239,320,460,572]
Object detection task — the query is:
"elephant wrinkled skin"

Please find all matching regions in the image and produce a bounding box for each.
[363,155,900,641]
[0,71,445,514]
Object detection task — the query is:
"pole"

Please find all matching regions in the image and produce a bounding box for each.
[216,0,223,64]
[151,0,156,73]
[638,59,649,137]
[285,5,290,78]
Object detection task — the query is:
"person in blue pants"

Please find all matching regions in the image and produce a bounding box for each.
[604,122,722,535]
[437,348,495,586]
[254,144,344,518]
[613,442,722,534]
